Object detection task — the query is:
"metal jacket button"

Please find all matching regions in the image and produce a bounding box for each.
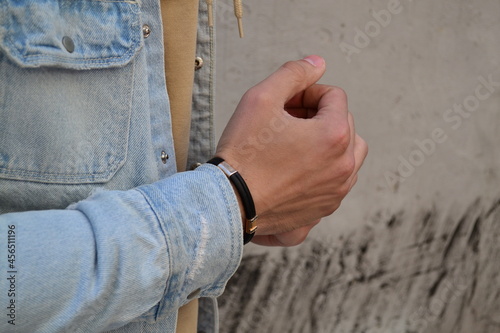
[194,57,203,70]
[161,151,169,164]
[142,24,151,38]
[190,163,202,170]
[62,36,75,53]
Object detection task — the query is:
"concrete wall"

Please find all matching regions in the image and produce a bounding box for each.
[214,1,500,332]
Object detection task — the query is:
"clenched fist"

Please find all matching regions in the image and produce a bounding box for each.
[216,55,368,247]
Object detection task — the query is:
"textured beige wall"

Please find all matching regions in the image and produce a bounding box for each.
[214,1,500,332]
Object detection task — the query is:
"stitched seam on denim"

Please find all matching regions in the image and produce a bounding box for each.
[0,2,142,68]
[217,175,238,287]
[0,168,116,178]
[134,187,173,313]
[208,17,215,156]
[203,165,241,292]
[94,1,139,3]
[0,42,137,184]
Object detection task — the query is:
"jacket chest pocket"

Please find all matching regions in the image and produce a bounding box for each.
[0,0,143,184]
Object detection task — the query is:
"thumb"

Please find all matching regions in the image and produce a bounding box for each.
[257,55,326,103]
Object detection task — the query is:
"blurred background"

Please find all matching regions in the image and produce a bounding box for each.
[213,0,500,332]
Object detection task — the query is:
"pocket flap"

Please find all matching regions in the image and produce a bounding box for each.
[0,0,142,69]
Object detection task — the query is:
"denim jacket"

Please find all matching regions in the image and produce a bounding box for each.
[0,0,243,332]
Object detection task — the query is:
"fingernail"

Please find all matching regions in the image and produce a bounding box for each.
[303,55,324,67]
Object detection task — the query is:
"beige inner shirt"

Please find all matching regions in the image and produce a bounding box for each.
[160,0,200,332]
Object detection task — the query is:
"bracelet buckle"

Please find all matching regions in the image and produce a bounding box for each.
[207,157,258,244]
[246,215,259,234]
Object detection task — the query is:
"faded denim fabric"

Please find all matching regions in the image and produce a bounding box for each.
[0,0,241,332]
[188,1,217,169]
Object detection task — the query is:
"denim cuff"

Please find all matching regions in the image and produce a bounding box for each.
[137,164,243,314]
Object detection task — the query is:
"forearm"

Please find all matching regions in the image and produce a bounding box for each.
[0,165,242,332]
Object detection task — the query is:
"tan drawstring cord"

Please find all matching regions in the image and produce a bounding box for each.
[206,0,214,27]
[205,0,244,38]
[233,0,244,38]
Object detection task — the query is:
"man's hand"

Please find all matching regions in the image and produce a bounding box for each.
[216,55,368,247]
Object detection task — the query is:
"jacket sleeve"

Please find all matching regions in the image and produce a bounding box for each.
[0,164,243,332]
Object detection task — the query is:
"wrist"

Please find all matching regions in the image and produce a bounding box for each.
[229,182,246,231]
[207,157,258,244]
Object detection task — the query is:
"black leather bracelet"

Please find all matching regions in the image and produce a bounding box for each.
[207,157,258,244]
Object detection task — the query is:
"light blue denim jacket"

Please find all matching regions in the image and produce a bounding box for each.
[0,0,243,332]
